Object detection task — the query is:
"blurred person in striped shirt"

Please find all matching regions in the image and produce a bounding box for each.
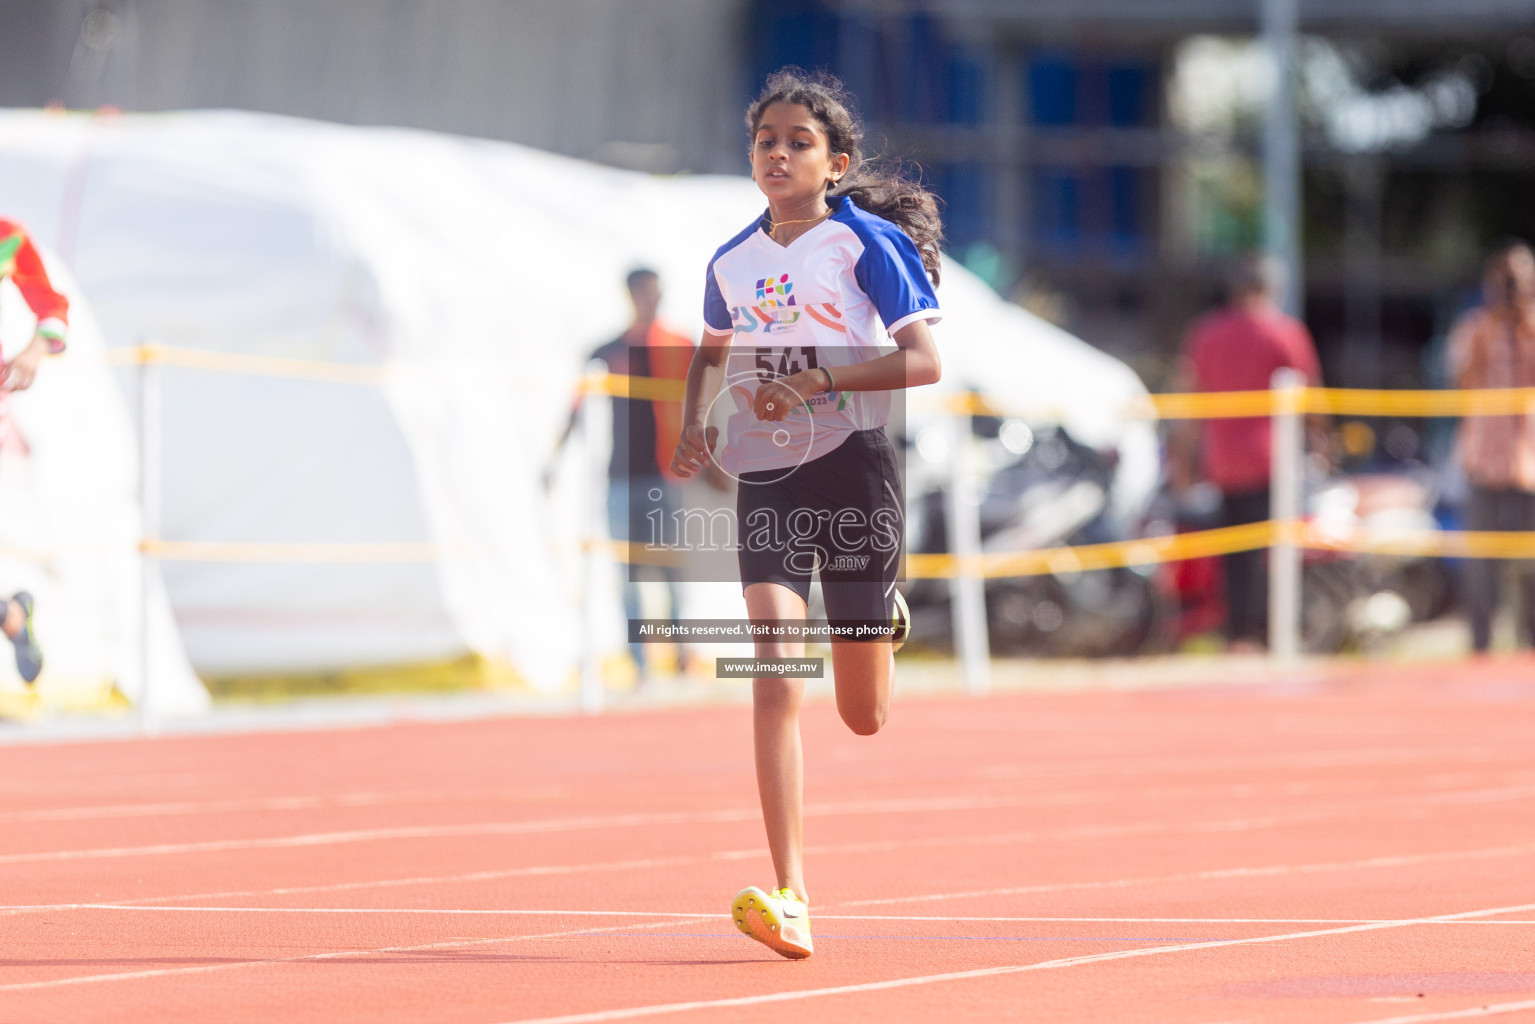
[1447,240,1535,653]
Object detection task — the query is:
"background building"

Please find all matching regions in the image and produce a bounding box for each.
[752,1,1535,393]
[0,0,752,174]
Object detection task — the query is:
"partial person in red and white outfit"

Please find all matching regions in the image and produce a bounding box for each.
[0,218,66,682]
[1447,240,1535,653]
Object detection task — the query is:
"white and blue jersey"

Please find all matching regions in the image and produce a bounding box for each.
[703,195,941,475]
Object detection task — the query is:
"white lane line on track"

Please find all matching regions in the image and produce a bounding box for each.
[3,761,1527,826]
[5,811,1534,922]
[0,788,568,824]
[5,899,1532,999]
[0,793,1055,866]
[0,851,735,918]
[3,906,1533,927]
[0,743,1511,807]
[821,915,1535,925]
[7,777,1534,868]
[492,901,1535,1024]
[1347,1000,1535,1023]
[789,784,1535,864]
[0,813,750,866]
[839,841,1535,908]
[930,744,1526,782]
[0,905,715,917]
[0,913,719,994]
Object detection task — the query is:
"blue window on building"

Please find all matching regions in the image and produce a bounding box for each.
[931,162,988,252]
[1024,52,1156,263]
[1033,166,1082,254]
[1106,165,1146,257]
[748,0,840,98]
[1106,63,1153,127]
[1031,55,1152,128]
[902,13,941,122]
[899,15,986,125]
[947,52,984,125]
[744,7,1155,268]
[1028,55,1077,127]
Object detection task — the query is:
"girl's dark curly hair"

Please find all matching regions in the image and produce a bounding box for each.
[747,67,943,285]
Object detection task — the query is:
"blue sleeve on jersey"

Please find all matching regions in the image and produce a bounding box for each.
[703,218,763,334]
[703,259,731,334]
[853,224,939,330]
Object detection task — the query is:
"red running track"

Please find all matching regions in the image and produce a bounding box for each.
[2,660,1535,1023]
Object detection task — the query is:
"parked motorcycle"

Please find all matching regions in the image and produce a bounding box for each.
[1147,467,1453,654]
[902,418,1170,657]
[1300,470,1454,653]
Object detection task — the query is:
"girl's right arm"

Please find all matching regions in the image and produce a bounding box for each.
[671,333,730,478]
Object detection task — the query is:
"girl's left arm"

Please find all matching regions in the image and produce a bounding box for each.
[750,320,939,420]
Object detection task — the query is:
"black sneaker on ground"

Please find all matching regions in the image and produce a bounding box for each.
[7,592,43,684]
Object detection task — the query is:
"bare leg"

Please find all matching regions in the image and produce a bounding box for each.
[828,638,893,736]
[744,582,809,900]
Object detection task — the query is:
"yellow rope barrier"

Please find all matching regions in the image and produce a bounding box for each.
[1305,387,1535,418]
[901,521,1535,581]
[579,371,686,402]
[1302,524,1535,560]
[128,524,1535,570]
[0,546,53,564]
[580,538,685,568]
[904,522,1276,579]
[141,539,438,563]
[1140,390,1277,420]
[98,345,1535,418]
[87,345,1535,572]
[932,385,1535,421]
[105,344,387,385]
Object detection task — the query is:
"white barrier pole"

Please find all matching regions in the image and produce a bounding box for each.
[946,415,991,695]
[577,380,605,715]
[1268,368,1304,661]
[1262,0,1302,317]
[138,350,161,732]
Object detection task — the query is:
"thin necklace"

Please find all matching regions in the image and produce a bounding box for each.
[767,209,831,241]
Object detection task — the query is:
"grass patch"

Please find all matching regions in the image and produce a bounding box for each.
[204,653,529,702]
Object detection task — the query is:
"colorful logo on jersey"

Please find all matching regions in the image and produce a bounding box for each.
[756,273,793,302]
[733,297,847,336]
[751,272,799,332]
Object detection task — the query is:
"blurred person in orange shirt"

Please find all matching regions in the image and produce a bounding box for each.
[1447,240,1535,654]
[0,219,67,683]
[1173,252,1323,652]
[548,269,705,685]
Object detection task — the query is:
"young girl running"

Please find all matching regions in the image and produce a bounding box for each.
[671,69,943,960]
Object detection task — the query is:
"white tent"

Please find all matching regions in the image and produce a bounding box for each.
[0,109,1155,692]
[0,242,207,716]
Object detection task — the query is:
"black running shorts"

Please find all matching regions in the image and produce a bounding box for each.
[736,428,903,632]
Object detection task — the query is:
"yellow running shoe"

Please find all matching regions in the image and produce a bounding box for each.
[732,885,813,959]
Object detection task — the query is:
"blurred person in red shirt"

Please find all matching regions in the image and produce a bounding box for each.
[1173,252,1322,652]
[1447,240,1535,653]
[0,219,68,683]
